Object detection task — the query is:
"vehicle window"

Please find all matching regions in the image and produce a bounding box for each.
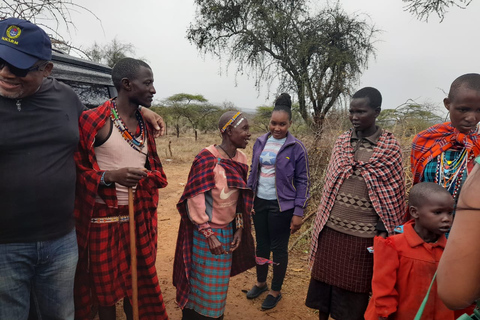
[61,80,111,109]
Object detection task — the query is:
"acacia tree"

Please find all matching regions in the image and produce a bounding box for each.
[187,0,376,134]
[377,100,443,134]
[84,38,135,67]
[402,0,472,21]
[164,93,221,140]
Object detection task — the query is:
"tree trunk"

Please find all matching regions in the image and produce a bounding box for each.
[194,129,198,141]
[176,124,180,138]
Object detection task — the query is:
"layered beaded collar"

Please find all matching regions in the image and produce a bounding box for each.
[110,100,145,153]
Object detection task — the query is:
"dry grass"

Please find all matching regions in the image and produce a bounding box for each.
[156,132,261,164]
[157,122,420,253]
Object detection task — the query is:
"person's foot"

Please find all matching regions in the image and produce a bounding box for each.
[246,284,268,299]
[261,293,282,310]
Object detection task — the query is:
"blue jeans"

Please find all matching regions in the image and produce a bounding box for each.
[0,228,78,320]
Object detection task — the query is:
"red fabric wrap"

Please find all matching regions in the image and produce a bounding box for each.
[411,122,480,184]
[74,100,168,319]
[173,148,255,309]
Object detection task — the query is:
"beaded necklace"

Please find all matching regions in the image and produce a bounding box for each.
[110,100,145,153]
[435,148,472,198]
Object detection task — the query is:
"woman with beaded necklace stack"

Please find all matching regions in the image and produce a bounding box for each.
[411,73,480,204]
[173,111,256,320]
[245,93,310,310]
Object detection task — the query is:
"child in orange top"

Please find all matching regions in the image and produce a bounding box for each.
[365,182,454,320]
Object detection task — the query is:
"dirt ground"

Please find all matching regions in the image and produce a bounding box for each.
[151,161,319,320]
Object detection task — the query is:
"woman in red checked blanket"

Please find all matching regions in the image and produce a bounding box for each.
[306,87,406,320]
[173,111,256,320]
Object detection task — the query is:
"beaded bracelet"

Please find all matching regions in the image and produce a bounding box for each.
[235,212,244,229]
[100,171,112,186]
[199,228,214,238]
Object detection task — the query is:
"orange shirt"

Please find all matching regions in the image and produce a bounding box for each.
[365,220,454,320]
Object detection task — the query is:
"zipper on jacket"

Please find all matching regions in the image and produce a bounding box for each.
[274,160,282,212]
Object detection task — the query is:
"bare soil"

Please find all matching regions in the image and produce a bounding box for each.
[153,161,319,320]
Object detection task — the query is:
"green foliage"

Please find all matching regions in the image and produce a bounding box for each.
[162,93,222,140]
[377,102,443,136]
[251,103,308,134]
[252,105,274,132]
[188,0,377,133]
[84,38,135,68]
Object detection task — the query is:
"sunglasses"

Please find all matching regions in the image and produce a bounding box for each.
[0,59,48,77]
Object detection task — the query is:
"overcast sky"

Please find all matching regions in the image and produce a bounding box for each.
[50,0,480,115]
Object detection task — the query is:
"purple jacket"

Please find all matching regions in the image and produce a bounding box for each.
[247,132,310,217]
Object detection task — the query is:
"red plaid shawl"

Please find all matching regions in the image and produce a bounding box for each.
[411,122,480,184]
[74,100,168,319]
[173,148,255,309]
[309,129,406,267]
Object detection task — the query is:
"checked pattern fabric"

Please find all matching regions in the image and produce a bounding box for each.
[173,148,255,309]
[309,129,406,268]
[74,100,169,319]
[411,121,480,184]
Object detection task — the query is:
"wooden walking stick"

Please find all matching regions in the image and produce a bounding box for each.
[128,187,140,320]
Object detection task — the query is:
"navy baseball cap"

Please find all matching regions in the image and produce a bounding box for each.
[0,18,52,69]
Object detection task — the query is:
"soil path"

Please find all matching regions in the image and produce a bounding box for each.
[155,161,319,320]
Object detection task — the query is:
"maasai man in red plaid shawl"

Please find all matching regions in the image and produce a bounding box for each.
[74,58,169,320]
[173,111,256,320]
[411,74,480,202]
[306,88,406,320]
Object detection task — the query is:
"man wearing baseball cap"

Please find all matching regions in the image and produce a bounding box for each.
[0,18,165,320]
[0,17,80,320]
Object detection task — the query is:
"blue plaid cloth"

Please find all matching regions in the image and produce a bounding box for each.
[185,226,234,317]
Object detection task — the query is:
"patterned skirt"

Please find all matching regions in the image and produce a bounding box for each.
[185,226,233,318]
[311,226,373,293]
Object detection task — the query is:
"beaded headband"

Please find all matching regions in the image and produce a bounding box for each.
[233,117,245,128]
[220,111,242,133]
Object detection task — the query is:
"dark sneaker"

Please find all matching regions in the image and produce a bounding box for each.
[246,284,268,299]
[261,293,282,310]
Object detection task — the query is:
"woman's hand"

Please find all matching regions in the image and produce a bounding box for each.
[229,228,242,252]
[290,215,303,234]
[103,168,148,187]
[207,235,227,255]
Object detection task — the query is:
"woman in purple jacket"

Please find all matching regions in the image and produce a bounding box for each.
[245,93,310,310]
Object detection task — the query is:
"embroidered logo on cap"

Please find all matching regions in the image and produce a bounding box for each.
[2,25,21,45]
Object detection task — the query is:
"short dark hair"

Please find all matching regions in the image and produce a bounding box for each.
[273,93,292,120]
[409,182,451,208]
[448,73,480,101]
[112,57,151,91]
[352,87,382,110]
